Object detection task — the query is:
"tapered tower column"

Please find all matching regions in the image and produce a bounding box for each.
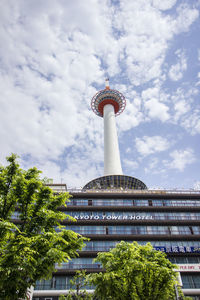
[91,79,126,175]
[103,104,122,175]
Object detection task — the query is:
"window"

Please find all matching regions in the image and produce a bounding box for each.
[35,279,52,290]
[88,199,93,206]
[181,274,200,288]
[187,256,200,263]
[192,227,200,235]
[54,276,67,290]
[135,200,148,206]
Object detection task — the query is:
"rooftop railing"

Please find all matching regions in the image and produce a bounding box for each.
[67,188,200,195]
[46,183,200,195]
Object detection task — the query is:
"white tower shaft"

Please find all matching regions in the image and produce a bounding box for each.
[103,104,123,176]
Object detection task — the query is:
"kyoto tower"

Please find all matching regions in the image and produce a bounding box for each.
[92,78,125,176]
[83,79,147,190]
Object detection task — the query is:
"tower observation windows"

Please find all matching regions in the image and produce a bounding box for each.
[82,175,147,190]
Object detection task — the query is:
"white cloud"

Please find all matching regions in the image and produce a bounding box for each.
[152,0,177,11]
[123,159,139,170]
[112,0,198,86]
[142,86,160,101]
[118,97,143,131]
[144,157,166,175]
[166,148,195,171]
[168,50,187,81]
[141,86,170,122]
[144,157,158,173]
[135,136,170,156]
[144,98,170,122]
[173,100,191,122]
[173,4,199,34]
[181,111,200,135]
[0,0,108,172]
[170,87,199,130]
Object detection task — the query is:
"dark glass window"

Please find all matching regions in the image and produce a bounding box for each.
[35,279,52,290]
[181,274,200,288]
[88,199,93,206]
[187,256,200,263]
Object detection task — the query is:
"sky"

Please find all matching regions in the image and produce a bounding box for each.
[0,0,200,190]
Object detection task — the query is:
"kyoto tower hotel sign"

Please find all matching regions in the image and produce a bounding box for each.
[83,79,146,190]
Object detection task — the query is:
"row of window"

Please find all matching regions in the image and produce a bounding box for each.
[169,256,200,264]
[55,258,101,270]
[66,225,200,235]
[68,198,200,207]
[83,240,200,251]
[55,256,200,270]
[35,274,200,290]
[66,211,200,221]
[35,276,91,290]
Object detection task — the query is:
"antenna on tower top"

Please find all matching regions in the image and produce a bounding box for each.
[105,78,110,89]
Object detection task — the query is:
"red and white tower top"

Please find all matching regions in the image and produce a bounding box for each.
[91,79,126,117]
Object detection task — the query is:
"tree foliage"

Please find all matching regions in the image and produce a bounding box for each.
[87,241,189,300]
[0,154,85,300]
[59,270,93,300]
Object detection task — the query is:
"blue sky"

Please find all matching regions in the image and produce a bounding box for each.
[0,0,200,189]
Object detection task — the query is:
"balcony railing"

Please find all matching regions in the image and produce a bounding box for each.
[72,230,195,235]
[56,263,101,270]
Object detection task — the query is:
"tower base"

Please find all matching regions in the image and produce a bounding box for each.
[83,175,147,191]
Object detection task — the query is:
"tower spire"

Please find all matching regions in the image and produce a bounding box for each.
[105,78,110,90]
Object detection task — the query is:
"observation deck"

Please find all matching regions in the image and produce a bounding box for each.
[91,83,126,117]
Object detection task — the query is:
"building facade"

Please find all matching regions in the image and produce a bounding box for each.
[33,183,200,300]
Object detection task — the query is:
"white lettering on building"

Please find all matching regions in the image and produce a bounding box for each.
[72,214,154,220]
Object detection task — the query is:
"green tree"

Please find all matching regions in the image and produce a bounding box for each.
[87,241,189,300]
[0,154,85,300]
[59,270,93,300]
